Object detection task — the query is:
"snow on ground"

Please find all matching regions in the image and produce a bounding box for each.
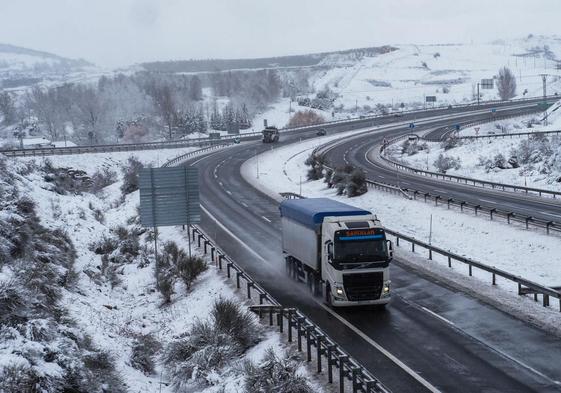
[310,36,561,111]
[10,147,325,393]
[241,136,561,298]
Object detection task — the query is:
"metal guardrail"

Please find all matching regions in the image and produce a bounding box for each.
[448,129,561,141]
[279,193,561,312]
[2,95,558,158]
[188,225,391,393]
[385,229,561,312]
[162,143,232,167]
[379,133,561,200]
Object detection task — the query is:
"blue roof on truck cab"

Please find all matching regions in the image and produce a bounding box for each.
[279,198,371,229]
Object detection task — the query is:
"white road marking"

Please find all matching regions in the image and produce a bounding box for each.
[539,211,561,219]
[262,216,272,223]
[479,198,497,205]
[226,190,232,195]
[421,306,455,326]
[318,303,443,393]
[241,202,249,208]
[202,207,441,392]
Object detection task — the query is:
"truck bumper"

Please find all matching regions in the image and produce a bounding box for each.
[331,296,390,307]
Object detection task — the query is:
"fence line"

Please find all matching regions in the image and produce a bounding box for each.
[188,225,391,393]
[3,95,557,157]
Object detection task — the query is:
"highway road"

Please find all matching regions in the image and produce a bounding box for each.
[186,104,561,392]
[320,111,561,228]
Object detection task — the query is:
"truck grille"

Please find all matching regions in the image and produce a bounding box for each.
[343,272,383,301]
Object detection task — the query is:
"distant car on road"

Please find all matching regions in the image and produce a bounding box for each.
[316,128,327,136]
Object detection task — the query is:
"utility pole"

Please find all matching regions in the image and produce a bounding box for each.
[477,83,480,106]
[355,99,358,113]
[541,74,547,126]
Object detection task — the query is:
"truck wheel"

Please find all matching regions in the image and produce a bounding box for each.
[310,273,321,297]
[325,284,332,306]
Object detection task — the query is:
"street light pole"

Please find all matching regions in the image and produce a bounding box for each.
[477,83,480,106]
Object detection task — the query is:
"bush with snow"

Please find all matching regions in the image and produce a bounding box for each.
[243,348,314,393]
[120,155,145,196]
[0,157,127,393]
[434,154,461,173]
[157,241,208,303]
[326,164,367,197]
[162,298,261,389]
[305,154,329,180]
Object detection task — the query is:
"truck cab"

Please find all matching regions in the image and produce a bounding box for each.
[262,126,280,143]
[322,216,392,307]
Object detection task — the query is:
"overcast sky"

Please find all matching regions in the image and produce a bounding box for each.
[1,0,560,67]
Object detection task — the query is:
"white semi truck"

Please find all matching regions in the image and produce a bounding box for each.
[280,198,392,307]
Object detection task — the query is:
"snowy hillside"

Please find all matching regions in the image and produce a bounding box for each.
[1,148,323,393]
[306,35,561,111]
[0,43,94,90]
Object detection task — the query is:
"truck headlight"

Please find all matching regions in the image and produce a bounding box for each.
[382,281,391,295]
[336,287,344,296]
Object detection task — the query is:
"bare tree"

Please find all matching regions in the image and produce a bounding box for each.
[0,90,16,125]
[152,85,177,139]
[74,86,104,144]
[497,67,517,100]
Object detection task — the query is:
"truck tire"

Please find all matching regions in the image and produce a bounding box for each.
[310,272,321,297]
[325,284,332,306]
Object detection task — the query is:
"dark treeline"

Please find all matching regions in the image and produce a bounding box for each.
[1,67,294,145]
[141,46,396,73]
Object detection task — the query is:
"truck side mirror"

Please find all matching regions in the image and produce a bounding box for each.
[326,242,334,262]
[386,240,394,260]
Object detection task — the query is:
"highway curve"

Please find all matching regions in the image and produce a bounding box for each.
[322,113,561,227]
[186,104,561,392]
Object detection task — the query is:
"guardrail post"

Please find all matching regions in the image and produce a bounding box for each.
[435,195,440,206]
[287,309,294,342]
[327,345,336,383]
[525,216,533,229]
[247,281,253,299]
[203,240,209,254]
[259,293,267,305]
[306,326,313,362]
[429,249,432,260]
[543,295,550,307]
[546,222,553,235]
[492,273,496,285]
[424,193,429,202]
[447,198,453,209]
[297,317,304,351]
[507,212,513,224]
[197,234,202,247]
[490,208,496,220]
[518,283,522,295]
[218,255,224,270]
[474,205,480,216]
[317,334,324,373]
[210,246,215,261]
[278,307,284,333]
[469,264,472,276]
[396,237,400,247]
[226,262,232,278]
[352,368,361,393]
[339,355,348,393]
[413,190,418,200]
[460,201,466,212]
[447,256,452,268]
[411,242,415,253]
[236,271,242,289]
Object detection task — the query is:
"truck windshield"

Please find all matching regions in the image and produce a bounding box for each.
[334,230,388,266]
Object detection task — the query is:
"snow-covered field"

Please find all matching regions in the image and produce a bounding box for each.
[241,135,561,329]
[2,147,325,393]
[312,36,561,111]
